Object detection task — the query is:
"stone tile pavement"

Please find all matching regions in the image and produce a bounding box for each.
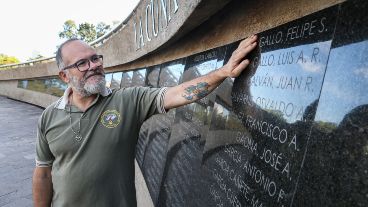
[0,96,44,207]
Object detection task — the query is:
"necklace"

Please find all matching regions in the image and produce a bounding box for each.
[68,95,83,142]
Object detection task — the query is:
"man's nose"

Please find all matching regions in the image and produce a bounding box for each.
[88,61,102,71]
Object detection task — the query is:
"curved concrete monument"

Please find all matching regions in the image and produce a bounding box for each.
[1,0,367,206]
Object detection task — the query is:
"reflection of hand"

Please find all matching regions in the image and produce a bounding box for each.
[222,35,258,78]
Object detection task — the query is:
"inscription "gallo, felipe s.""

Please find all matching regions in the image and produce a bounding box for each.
[259,17,327,48]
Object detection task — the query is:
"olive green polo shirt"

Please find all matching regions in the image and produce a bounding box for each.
[35,86,167,207]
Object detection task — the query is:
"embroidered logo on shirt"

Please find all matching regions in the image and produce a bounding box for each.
[100,110,121,128]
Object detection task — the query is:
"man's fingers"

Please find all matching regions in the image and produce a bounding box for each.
[231,59,250,77]
[233,41,257,62]
[231,35,257,57]
[226,34,257,77]
[239,34,257,48]
[232,35,257,61]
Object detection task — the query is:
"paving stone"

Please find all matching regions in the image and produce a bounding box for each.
[0,96,43,207]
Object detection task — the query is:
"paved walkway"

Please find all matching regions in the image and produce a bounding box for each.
[0,96,43,207]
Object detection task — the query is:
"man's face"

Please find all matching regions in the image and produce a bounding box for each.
[60,40,106,97]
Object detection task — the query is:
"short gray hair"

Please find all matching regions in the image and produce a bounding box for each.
[56,38,80,70]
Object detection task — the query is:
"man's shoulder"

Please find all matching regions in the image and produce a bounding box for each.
[47,97,63,110]
[36,98,62,129]
[40,98,62,118]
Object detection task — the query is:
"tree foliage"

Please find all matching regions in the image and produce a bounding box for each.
[59,20,114,43]
[0,54,20,65]
[77,22,97,43]
[59,20,78,39]
[96,22,111,39]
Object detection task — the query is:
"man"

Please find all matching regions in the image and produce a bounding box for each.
[32,35,258,207]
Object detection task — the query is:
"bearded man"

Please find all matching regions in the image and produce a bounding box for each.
[32,35,257,207]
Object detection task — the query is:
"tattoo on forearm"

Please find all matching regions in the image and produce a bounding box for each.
[182,82,210,100]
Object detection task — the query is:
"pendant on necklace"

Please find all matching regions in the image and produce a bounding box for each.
[75,135,83,142]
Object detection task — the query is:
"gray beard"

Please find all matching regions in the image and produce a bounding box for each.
[68,74,106,97]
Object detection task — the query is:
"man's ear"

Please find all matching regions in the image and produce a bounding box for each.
[59,71,69,83]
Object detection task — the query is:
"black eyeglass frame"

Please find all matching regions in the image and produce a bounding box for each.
[62,54,104,72]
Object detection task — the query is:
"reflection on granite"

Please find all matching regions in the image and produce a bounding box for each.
[132,69,147,87]
[158,59,185,87]
[157,48,226,207]
[121,71,133,88]
[294,0,368,206]
[105,73,113,88]
[146,66,161,87]
[198,6,338,207]
[111,72,122,89]
[136,59,185,205]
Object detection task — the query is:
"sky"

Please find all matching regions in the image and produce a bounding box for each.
[0,0,139,62]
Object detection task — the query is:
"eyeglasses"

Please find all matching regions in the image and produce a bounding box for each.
[62,54,103,72]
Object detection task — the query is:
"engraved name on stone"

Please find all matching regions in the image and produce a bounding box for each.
[259,16,327,48]
[133,0,179,50]
[207,13,335,207]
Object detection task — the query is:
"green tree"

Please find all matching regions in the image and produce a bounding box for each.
[0,54,20,65]
[77,22,96,43]
[58,20,114,43]
[96,22,111,38]
[58,20,78,39]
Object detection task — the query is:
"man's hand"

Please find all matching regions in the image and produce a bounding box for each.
[164,35,258,110]
[33,167,53,207]
[221,34,258,78]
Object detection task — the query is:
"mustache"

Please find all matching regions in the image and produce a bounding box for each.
[83,70,105,80]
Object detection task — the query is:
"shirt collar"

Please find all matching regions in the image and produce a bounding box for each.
[55,86,112,109]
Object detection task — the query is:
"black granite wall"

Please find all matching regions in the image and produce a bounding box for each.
[132,0,368,206]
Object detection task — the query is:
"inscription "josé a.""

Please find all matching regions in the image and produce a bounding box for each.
[134,0,179,50]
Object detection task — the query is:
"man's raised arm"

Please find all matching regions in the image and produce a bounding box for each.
[164,34,258,110]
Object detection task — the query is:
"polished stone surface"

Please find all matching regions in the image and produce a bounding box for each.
[111,72,123,89]
[132,69,147,87]
[197,5,337,207]
[121,71,134,88]
[157,47,226,207]
[145,66,161,88]
[105,73,113,88]
[136,59,186,205]
[293,0,368,206]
